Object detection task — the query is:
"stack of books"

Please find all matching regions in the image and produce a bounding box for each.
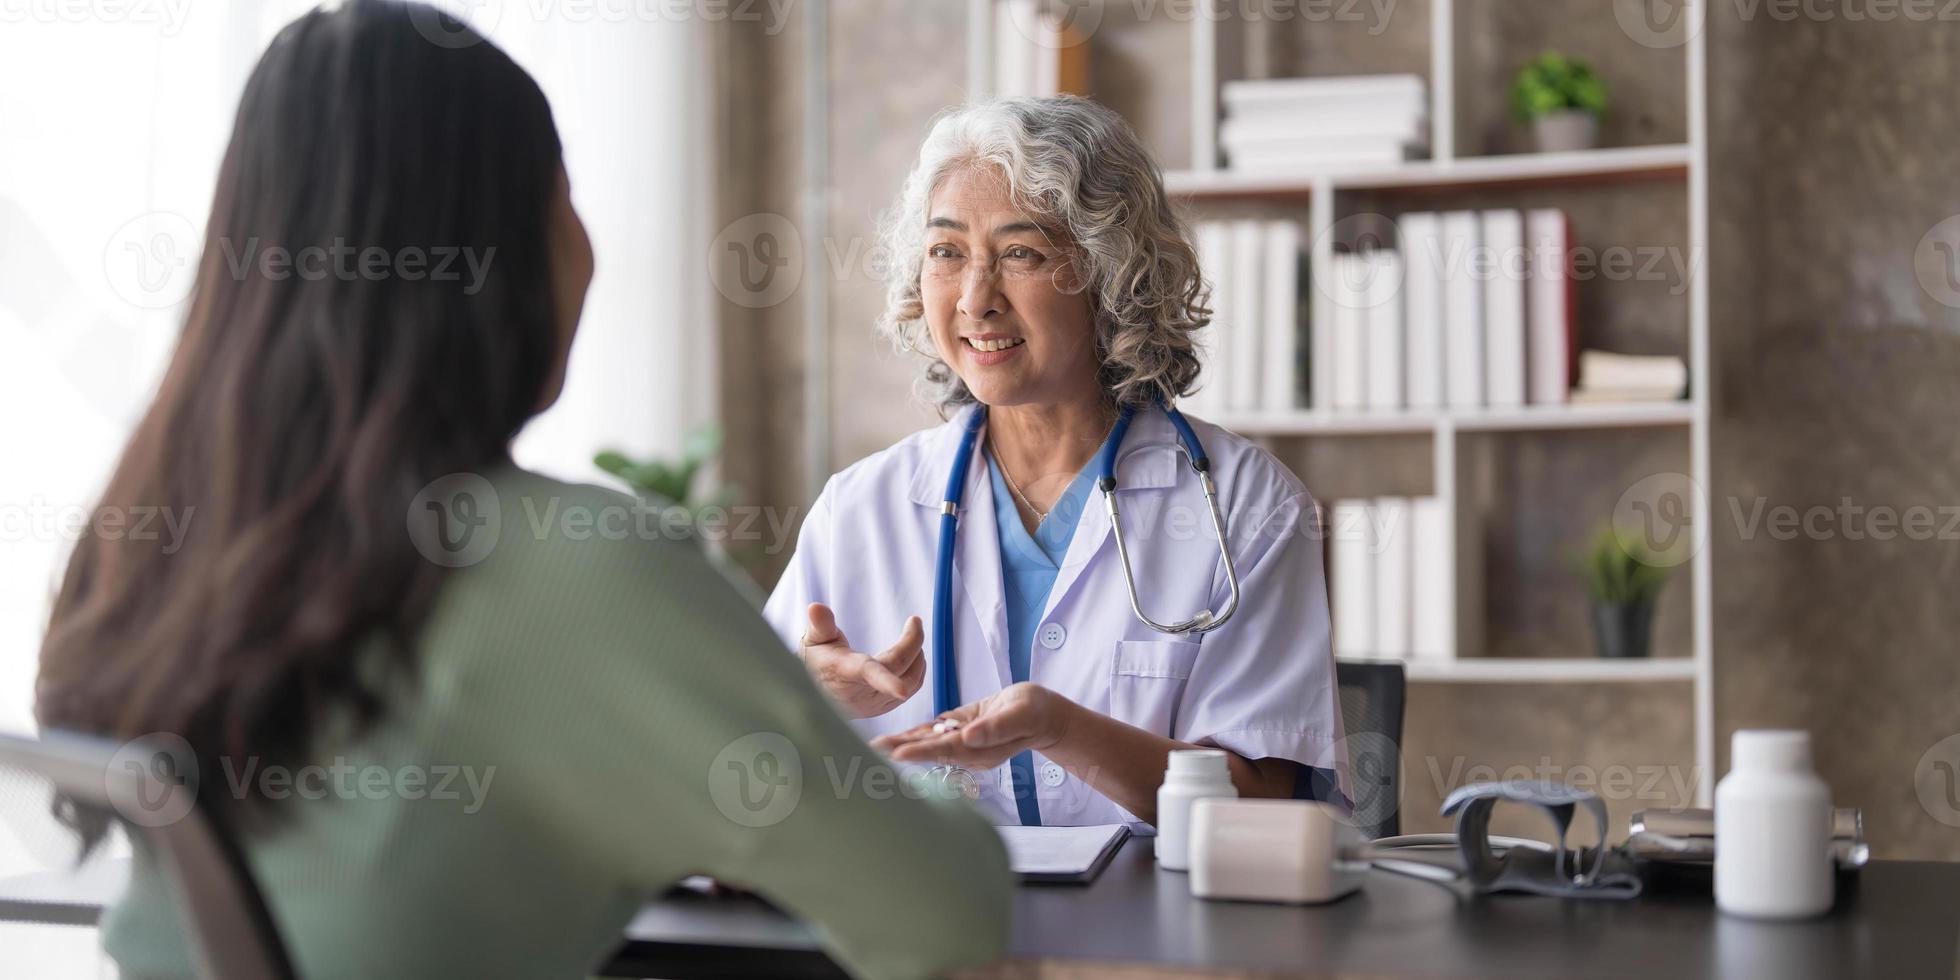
[1219,74,1428,173]
[1183,219,1306,416]
[1317,209,1578,413]
[1571,350,1688,403]
[1328,497,1459,663]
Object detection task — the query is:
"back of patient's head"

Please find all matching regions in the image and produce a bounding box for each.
[37,0,564,817]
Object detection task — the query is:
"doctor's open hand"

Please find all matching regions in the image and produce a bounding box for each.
[871,682,1074,772]
[799,603,926,719]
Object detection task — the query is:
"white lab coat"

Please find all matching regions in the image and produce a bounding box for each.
[764,404,1345,826]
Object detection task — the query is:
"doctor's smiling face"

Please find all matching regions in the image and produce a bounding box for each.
[919,166,1101,410]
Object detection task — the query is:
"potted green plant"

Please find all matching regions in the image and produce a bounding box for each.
[1511,51,1609,153]
[1576,524,1672,659]
[593,425,739,538]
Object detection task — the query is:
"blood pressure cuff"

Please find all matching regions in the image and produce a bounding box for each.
[1441,780,1643,900]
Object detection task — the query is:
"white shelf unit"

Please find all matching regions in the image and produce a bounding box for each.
[967,0,1713,803]
[1395,657,1699,684]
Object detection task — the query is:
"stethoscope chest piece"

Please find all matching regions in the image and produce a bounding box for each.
[927,765,980,800]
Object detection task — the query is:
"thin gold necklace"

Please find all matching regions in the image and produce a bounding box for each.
[988,407,1119,523]
[990,437,1048,521]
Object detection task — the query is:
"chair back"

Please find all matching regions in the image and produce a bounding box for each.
[1333,659,1407,840]
[0,730,296,980]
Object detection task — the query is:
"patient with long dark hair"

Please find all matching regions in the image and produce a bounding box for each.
[35,4,1009,977]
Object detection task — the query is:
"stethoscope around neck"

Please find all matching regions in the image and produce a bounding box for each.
[921,398,1242,799]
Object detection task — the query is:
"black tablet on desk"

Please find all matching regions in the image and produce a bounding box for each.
[999,824,1131,884]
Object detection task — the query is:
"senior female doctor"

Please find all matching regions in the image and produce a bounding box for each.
[764,95,1345,828]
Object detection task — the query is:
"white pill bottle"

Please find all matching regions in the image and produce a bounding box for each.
[1715,729,1834,919]
[1156,749,1238,871]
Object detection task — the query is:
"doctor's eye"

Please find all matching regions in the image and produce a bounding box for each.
[926,243,963,261]
[1001,244,1043,263]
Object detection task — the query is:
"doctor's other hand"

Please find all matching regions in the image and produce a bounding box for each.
[799,603,926,719]
[872,682,1075,772]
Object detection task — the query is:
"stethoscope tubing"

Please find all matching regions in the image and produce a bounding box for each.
[930,400,1241,721]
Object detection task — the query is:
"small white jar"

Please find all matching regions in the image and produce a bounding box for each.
[1156,749,1237,871]
[1715,729,1834,919]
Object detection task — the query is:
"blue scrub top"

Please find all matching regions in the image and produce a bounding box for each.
[985,439,1104,827]
[984,426,1345,822]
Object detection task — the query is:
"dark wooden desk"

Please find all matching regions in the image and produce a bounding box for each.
[606,839,1960,979]
[7,842,1957,978]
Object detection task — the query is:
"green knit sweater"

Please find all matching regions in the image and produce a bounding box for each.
[101,467,1012,979]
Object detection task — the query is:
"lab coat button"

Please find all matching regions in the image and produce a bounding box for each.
[1039,622,1066,649]
[1040,762,1065,787]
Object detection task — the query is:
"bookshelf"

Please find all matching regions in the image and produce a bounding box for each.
[968,0,1713,804]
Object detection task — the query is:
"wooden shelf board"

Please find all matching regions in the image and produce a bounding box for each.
[1210,401,1692,436]
[1346,657,1700,684]
[1166,144,1693,199]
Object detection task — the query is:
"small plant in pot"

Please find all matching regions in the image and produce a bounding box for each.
[594,425,767,595]
[1575,524,1672,659]
[594,425,736,524]
[1511,51,1608,153]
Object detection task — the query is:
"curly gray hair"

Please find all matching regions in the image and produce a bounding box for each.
[876,95,1209,414]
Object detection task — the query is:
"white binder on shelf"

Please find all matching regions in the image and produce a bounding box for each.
[1400,212,1444,411]
[1366,249,1404,412]
[1311,246,1336,414]
[1373,496,1412,658]
[1228,220,1266,412]
[1410,496,1451,663]
[1330,500,1376,659]
[1261,221,1303,412]
[1480,210,1527,409]
[1332,253,1368,412]
[1526,208,1575,406]
[1440,211,1484,410]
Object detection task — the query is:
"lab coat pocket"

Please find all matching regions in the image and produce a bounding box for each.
[1109,639,1201,738]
